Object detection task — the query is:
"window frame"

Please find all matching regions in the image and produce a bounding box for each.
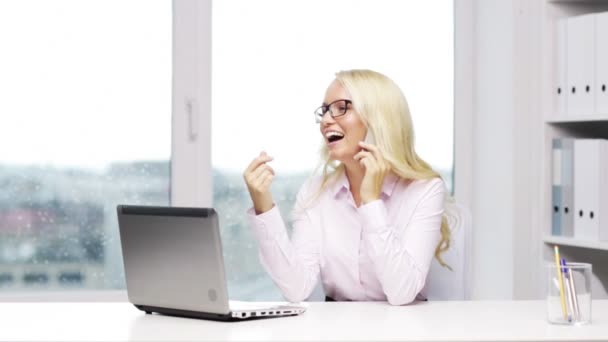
[0,0,472,302]
[0,0,210,302]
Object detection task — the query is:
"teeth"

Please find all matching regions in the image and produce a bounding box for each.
[325,131,344,139]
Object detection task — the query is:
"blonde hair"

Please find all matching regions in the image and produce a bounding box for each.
[314,69,452,269]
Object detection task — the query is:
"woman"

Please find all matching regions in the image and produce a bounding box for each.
[243,69,450,305]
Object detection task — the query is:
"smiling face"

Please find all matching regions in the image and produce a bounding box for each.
[319,79,367,163]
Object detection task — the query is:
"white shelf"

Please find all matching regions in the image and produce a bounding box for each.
[545,115,608,123]
[543,235,608,251]
[539,0,608,299]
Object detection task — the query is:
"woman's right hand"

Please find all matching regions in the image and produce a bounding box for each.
[243,151,275,215]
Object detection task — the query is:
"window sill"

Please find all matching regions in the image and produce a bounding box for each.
[0,290,128,302]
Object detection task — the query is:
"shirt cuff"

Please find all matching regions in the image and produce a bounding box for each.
[246,205,287,242]
[357,200,389,234]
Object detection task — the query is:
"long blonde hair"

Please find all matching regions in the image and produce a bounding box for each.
[314,69,452,269]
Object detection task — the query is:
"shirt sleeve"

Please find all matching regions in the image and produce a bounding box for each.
[358,178,445,305]
[246,183,321,303]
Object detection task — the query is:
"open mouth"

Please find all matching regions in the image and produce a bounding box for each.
[325,131,344,143]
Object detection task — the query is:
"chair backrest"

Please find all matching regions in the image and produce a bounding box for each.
[424,202,472,300]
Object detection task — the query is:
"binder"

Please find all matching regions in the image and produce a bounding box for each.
[552,138,574,236]
[596,12,608,115]
[567,14,595,117]
[552,139,563,235]
[556,19,568,117]
[561,139,574,237]
[574,139,608,241]
[599,140,608,242]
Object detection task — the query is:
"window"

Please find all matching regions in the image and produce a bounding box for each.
[212,0,454,300]
[0,1,171,291]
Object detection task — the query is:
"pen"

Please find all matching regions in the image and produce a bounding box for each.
[567,263,581,322]
[554,246,568,320]
[561,258,574,322]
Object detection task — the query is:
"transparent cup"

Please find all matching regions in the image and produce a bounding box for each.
[546,262,592,325]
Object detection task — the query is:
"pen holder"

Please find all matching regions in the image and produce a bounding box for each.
[546,262,592,325]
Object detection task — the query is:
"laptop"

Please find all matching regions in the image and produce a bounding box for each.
[116,204,306,321]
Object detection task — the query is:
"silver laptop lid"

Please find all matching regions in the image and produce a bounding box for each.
[117,205,230,315]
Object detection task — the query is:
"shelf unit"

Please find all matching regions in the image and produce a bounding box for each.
[541,0,608,299]
[546,115,608,123]
[543,235,608,251]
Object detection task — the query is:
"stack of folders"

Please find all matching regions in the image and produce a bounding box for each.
[555,12,608,117]
[552,138,608,242]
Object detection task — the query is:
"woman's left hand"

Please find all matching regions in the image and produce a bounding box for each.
[354,141,390,204]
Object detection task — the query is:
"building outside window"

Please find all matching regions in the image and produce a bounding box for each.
[0,0,171,291]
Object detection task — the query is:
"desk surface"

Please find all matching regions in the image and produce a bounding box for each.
[1,300,607,341]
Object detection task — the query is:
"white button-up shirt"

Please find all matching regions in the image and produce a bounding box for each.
[247,172,445,305]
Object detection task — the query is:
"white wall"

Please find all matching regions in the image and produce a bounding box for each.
[459,0,542,299]
[511,0,543,300]
[470,0,516,299]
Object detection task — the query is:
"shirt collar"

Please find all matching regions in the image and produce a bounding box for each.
[330,170,350,198]
[381,172,400,197]
[329,170,400,199]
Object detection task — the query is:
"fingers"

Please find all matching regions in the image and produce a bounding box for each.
[354,151,373,171]
[245,166,274,193]
[243,151,276,193]
[251,166,274,188]
[244,152,274,181]
[247,170,273,194]
[242,152,276,214]
[260,172,274,189]
[358,141,383,162]
[250,162,275,180]
[244,151,274,175]
[358,154,373,170]
[354,144,389,173]
[353,150,373,162]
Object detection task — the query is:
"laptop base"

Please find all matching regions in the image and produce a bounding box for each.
[134,304,296,322]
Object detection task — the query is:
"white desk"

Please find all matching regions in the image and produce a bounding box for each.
[1,300,607,341]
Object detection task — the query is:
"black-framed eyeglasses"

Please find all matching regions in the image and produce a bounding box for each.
[314,99,352,123]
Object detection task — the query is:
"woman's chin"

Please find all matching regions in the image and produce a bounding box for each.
[328,151,353,164]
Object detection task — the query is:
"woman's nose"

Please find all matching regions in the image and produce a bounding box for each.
[320,111,335,125]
